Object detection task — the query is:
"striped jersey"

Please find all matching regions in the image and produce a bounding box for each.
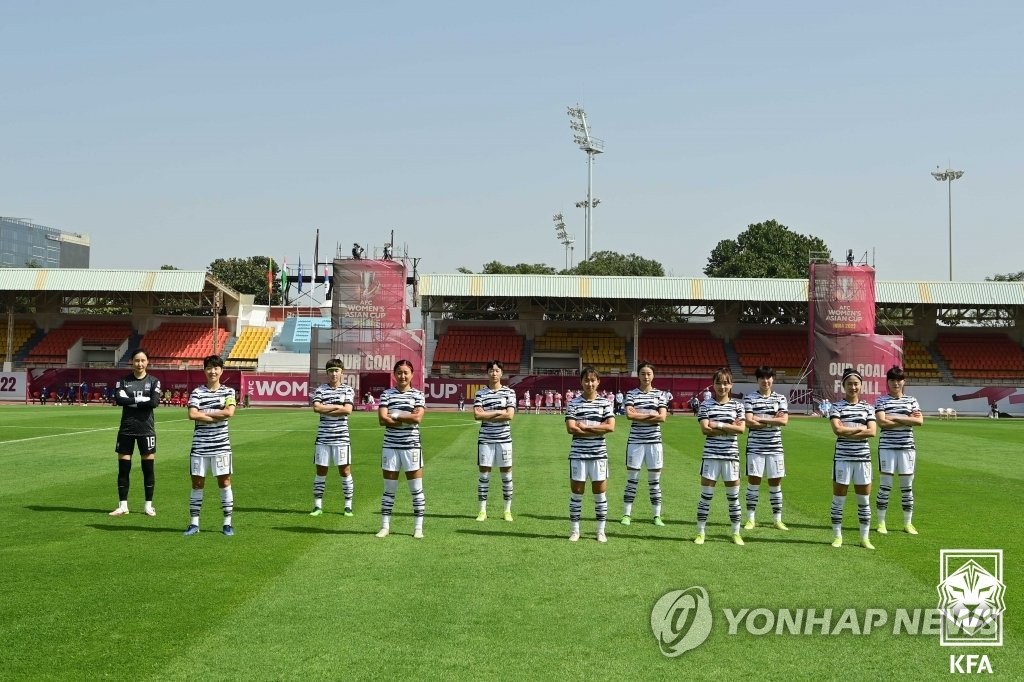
[874,394,920,450]
[380,387,425,449]
[625,387,667,444]
[187,385,236,456]
[744,390,788,457]
[474,385,516,444]
[698,399,745,460]
[565,395,614,459]
[829,399,875,461]
[312,383,355,445]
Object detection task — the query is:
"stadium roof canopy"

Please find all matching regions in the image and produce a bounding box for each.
[419,274,1024,306]
[0,268,239,312]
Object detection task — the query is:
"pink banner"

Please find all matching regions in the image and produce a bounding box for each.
[241,372,313,406]
[331,259,407,328]
[813,333,904,404]
[809,263,876,336]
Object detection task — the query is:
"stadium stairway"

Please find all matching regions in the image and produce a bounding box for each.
[220,335,238,358]
[520,339,533,375]
[724,341,744,380]
[117,334,145,367]
[928,345,954,383]
[14,328,46,364]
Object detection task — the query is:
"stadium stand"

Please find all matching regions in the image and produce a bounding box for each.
[902,339,942,380]
[935,332,1024,380]
[637,329,727,376]
[137,323,230,367]
[533,328,626,375]
[26,321,134,365]
[432,326,523,375]
[733,329,809,378]
[226,326,274,369]
[1,321,39,365]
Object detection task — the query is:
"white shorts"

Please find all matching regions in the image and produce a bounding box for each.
[833,460,872,486]
[190,453,232,477]
[314,443,351,467]
[700,459,740,483]
[878,448,916,476]
[478,442,512,468]
[570,458,608,483]
[626,443,664,470]
[746,453,785,479]
[381,448,422,473]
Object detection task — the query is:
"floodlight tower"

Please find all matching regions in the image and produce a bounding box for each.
[930,166,965,281]
[567,105,604,261]
[553,213,575,270]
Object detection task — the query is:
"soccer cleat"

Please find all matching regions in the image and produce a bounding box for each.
[183,524,200,537]
[144,507,156,517]
[343,507,354,517]
[596,532,608,543]
[743,519,756,530]
[653,516,665,527]
[413,529,424,539]
[831,536,843,548]
[309,507,323,517]
[693,533,705,545]
[475,511,487,522]
[109,507,129,517]
[876,521,888,535]
[620,515,631,526]
[222,525,234,536]
[732,533,745,546]
[904,523,918,535]
[503,511,514,522]
[860,536,875,550]
[375,528,390,538]
[568,531,580,542]
[773,520,789,531]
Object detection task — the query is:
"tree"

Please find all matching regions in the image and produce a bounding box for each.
[704,219,830,279]
[567,251,665,277]
[987,271,1024,282]
[480,261,558,275]
[160,264,179,270]
[208,256,284,305]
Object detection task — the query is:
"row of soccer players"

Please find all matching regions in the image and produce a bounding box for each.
[106,350,922,546]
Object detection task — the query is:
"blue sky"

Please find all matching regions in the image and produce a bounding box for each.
[2,1,1020,281]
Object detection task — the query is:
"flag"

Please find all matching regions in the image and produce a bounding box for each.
[267,257,273,302]
[280,257,288,294]
[297,256,304,293]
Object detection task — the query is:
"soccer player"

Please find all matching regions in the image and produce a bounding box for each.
[621,362,667,527]
[565,366,615,543]
[109,349,162,517]
[743,366,790,531]
[309,358,355,517]
[694,368,746,546]
[376,359,426,539]
[828,367,878,549]
[874,366,924,535]
[473,360,516,522]
[183,355,237,537]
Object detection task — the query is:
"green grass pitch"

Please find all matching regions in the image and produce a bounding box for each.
[0,405,1020,680]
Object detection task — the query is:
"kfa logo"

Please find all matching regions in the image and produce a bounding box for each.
[937,549,1005,646]
[650,587,713,657]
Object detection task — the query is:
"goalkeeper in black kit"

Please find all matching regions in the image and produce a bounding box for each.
[109,349,162,517]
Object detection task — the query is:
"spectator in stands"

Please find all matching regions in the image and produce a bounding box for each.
[621,361,668,528]
[565,366,615,542]
[309,358,355,517]
[376,359,426,539]
[351,243,364,259]
[473,360,517,522]
[183,355,237,537]
[110,349,162,518]
[874,365,924,537]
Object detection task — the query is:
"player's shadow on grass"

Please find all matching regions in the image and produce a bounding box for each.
[455,528,572,541]
[273,525,368,536]
[387,511,468,520]
[235,507,311,515]
[26,505,110,514]
[86,523,182,533]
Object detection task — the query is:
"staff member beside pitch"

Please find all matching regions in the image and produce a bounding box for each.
[309,358,356,517]
[110,349,161,517]
[473,360,516,522]
[743,366,789,531]
[828,367,877,550]
[376,360,426,539]
[874,365,924,536]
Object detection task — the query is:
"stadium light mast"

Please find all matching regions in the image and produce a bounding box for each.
[553,213,575,270]
[567,105,604,261]
[931,166,964,281]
